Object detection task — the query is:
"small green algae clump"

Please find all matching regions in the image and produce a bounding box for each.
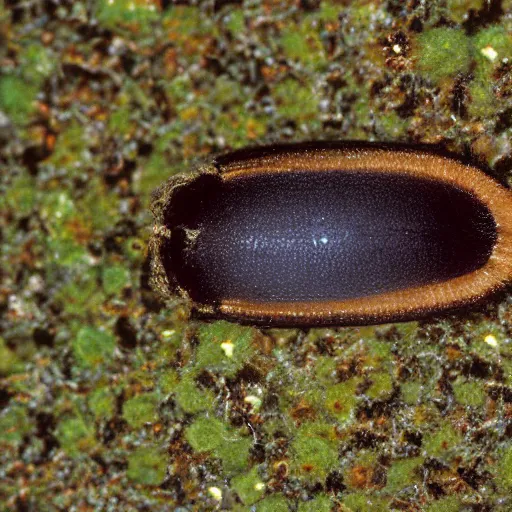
[215,435,252,474]
[452,376,487,407]
[185,415,252,474]
[55,417,96,457]
[425,496,461,512]
[72,327,116,368]
[185,415,227,453]
[279,20,327,68]
[415,28,472,81]
[342,492,389,512]
[174,375,214,414]
[0,337,21,375]
[195,321,256,377]
[255,494,289,512]
[290,422,339,481]
[297,494,332,512]
[127,446,169,486]
[324,378,360,423]
[102,264,131,295]
[88,387,116,421]
[400,379,423,405]
[96,0,159,32]
[423,421,463,459]
[366,371,394,400]
[274,78,319,121]
[473,25,512,75]
[0,405,33,447]
[468,25,512,117]
[384,457,424,494]
[122,393,159,428]
[497,445,512,491]
[231,467,265,506]
[0,75,38,124]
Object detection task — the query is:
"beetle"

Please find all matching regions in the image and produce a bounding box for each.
[149,142,512,327]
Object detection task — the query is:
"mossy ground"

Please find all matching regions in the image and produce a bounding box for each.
[1,1,512,510]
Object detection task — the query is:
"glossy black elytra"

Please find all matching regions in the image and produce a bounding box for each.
[149,142,512,327]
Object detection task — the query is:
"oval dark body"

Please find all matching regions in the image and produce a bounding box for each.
[150,142,512,326]
[165,172,495,303]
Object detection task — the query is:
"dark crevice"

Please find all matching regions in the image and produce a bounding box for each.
[115,316,137,349]
[33,327,55,348]
[35,412,59,459]
[463,0,504,34]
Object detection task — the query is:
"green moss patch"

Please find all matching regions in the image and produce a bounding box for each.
[4,174,37,217]
[0,337,21,375]
[102,264,131,296]
[290,422,339,481]
[279,21,327,68]
[274,79,319,120]
[88,387,116,421]
[55,416,96,457]
[96,0,159,32]
[0,74,38,125]
[127,446,169,486]
[231,467,265,506]
[72,327,116,368]
[174,375,214,414]
[384,457,424,494]
[425,496,461,512]
[215,436,252,473]
[473,25,512,76]
[414,28,472,82]
[298,494,332,512]
[185,416,227,452]
[185,415,252,474]
[496,444,512,491]
[0,405,33,447]
[324,378,360,424]
[122,393,159,428]
[255,494,289,512]
[423,421,463,459]
[452,377,486,408]
[195,321,256,377]
[341,492,389,512]
[366,371,394,400]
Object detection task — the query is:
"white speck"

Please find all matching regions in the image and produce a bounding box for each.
[484,334,498,347]
[244,395,262,410]
[254,482,265,491]
[221,341,234,358]
[481,45,498,62]
[162,329,175,340]
[312,237,317,248]
[208,487,222,501]
[320,236,328,245]
[392,44,401,54]
[27,275,45,293]
[8,294,24,315]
